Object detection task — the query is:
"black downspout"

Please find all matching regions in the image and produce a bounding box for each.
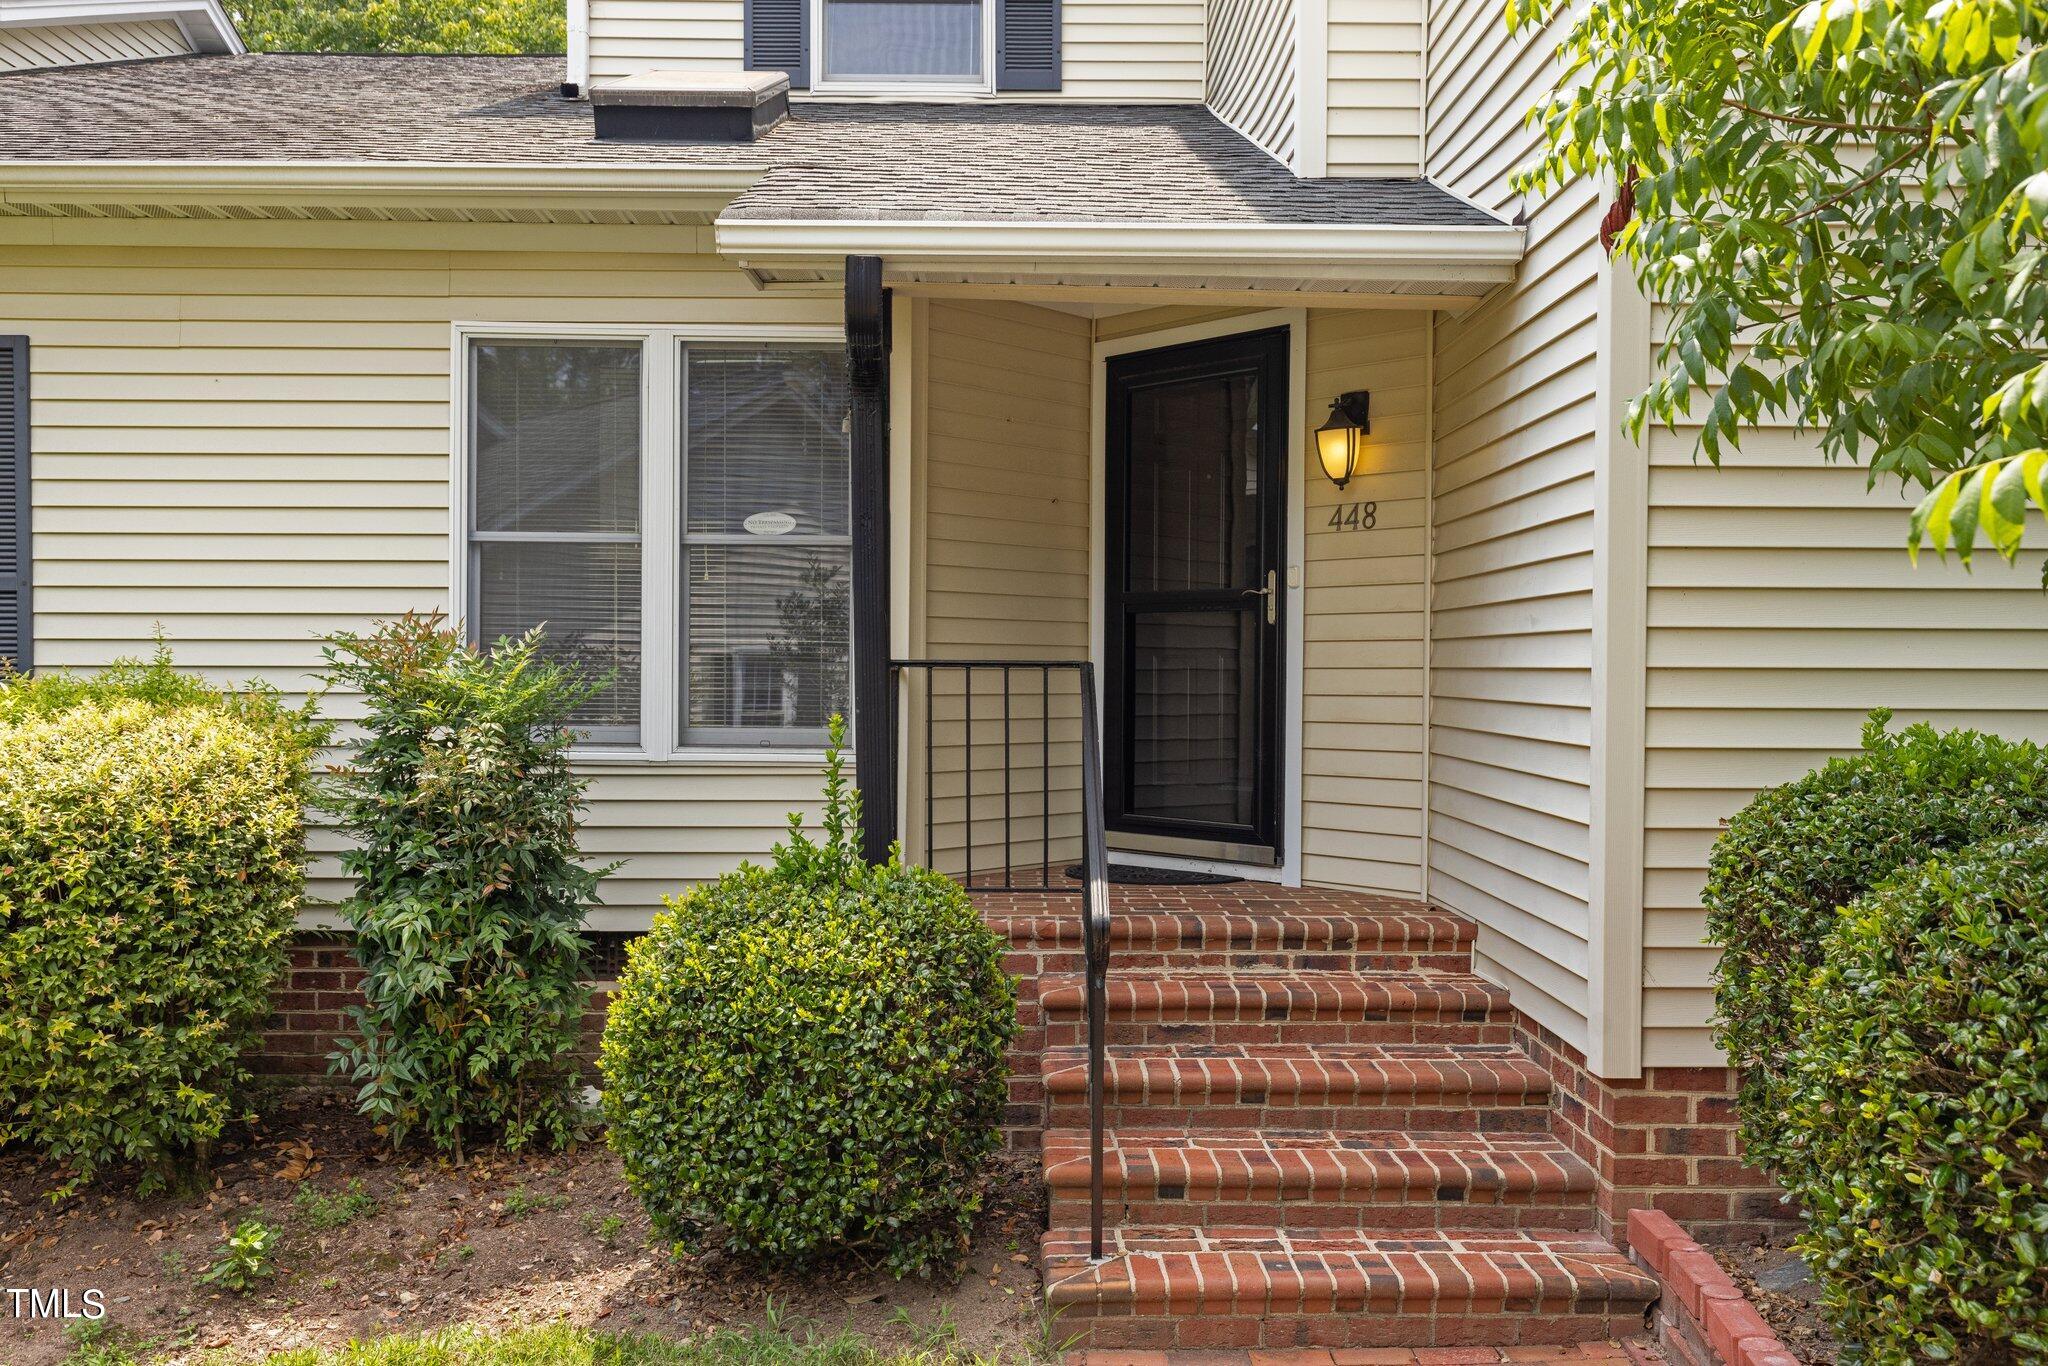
[846,255,896,864]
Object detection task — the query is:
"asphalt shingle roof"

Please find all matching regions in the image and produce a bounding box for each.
[0,53,1504,227]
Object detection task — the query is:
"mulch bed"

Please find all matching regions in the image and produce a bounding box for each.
[1711,1240,1844,1365]
[0,1088,1050,1366]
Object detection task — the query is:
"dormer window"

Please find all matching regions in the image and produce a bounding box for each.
[745,0,1059,95]
[815,0,990,91]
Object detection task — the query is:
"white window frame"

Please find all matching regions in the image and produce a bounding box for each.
[808,0,997,96]
[450,320,847,765]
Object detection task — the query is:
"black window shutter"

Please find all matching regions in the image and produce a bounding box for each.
[997,0,1060,90]
[745,0,809,89]
[0,337,27,675]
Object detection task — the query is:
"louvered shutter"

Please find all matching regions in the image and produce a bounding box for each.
[997,0,1060,90]
[0,337,27,675]
[746,0,809,89]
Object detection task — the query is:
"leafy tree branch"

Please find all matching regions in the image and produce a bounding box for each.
[1511,0,2048,576]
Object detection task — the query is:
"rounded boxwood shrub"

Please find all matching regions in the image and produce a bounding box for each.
[1778,824,2048,1361]
[1704,710,2048,1165]
[0,653,322,1195]
[600,727,1016,1277]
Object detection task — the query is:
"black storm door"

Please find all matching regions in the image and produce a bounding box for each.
[1104,328,1286,862]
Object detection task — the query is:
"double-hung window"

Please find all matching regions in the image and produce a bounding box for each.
[462,328,851,757]
[815,0,990,90]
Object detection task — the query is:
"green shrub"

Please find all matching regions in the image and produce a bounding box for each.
[1778,824,2048,1361]
[0,651,322,1195]
[601,722,1016,1277]
[319,614,606,1160]
[1705,710,2048,1165]
[199,1217,282,1292]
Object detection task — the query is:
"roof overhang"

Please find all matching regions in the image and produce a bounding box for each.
[713,218,1527,306]
[0,0,245,54]
[0,161,764,221]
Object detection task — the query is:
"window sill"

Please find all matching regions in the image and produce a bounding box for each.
[569,748,841,771]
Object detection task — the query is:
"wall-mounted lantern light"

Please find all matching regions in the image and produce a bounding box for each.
[1314,391,1372,491]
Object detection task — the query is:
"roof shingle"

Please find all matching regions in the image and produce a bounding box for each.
[0,53,1503,228]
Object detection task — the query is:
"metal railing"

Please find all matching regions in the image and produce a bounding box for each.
[888,659,1112,1262]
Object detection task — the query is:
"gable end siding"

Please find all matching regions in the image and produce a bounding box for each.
[0,19,192,71]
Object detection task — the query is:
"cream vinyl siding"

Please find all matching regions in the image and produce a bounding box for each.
[0,18,191,70]
[1301,309,1429,894]
[589,0,1205,100]
[1325,0,1424,176]
[909,298,1093,876]
[1640,322,2048,1064]
[0,219,841,930]
[1425,0,1604,1052]
[589,0,740,75]
[1206,0,1297,167]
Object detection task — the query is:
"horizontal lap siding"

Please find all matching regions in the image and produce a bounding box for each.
[1206,0,1297,167]
[1302,310,1429,895]
[0,223,840,930]
[590,0,1204,99]
[914,299,1093,876]
[1426,0,1601,1051]
[1641,377,2048,1064]
[1325,0,1423,176]
[0,19,190,70]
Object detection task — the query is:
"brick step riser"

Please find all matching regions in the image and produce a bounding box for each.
[1050,1307,1645,1351]
[1043,1020,1515,1048]
[1047,1195,1598,1233]
[1048,1101,1556,1133]
[1011,948,1479,973]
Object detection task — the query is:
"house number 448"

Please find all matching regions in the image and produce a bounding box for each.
[1326,501,1377,531]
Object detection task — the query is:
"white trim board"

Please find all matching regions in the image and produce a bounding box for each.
[1089,309,1309,888]
[0,0,242,51]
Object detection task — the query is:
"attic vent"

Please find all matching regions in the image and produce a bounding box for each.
[590,70,790,143]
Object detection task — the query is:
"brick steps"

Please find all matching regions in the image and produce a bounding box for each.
[1044,1043,1555,1131]
[1040,971,1513,1046]
[1043,1128,1597,1232]
[1040,1226,1659,1349]
[1006,886,1649,1352]
[991,906,1475,973]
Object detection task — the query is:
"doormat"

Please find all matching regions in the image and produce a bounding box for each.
[1063,863,1244,886]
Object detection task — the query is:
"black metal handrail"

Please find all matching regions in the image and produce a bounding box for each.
[888,659,1112,1262]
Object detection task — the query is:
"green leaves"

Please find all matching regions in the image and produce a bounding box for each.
[1516,0,2048,571]
[228,0,564,54]
[318,613,602,1162]
[0,659,313,1197]
[1706,719,2048,1361]
[1777,825,2048,1358]
[600,756,1017,1279]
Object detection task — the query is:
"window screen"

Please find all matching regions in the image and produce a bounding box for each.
[469,340,644,745]
[822,0,983,82]
[681,346,851,745]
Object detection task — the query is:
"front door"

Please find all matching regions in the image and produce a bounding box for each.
[1104,328,1287,864]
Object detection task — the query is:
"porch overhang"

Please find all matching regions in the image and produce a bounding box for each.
[715,219,1527,309]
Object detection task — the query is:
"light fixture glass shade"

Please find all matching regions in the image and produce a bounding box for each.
[1316,407,1361,489]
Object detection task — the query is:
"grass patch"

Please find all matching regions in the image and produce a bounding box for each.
[295,1179,378,1231]
[64,1319,1042,1365]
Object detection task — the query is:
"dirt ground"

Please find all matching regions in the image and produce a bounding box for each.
[1711,1240,1841,1364]
[0,1089,1051,1366]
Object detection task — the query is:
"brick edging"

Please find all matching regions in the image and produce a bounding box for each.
[1627,1209,1800,1366]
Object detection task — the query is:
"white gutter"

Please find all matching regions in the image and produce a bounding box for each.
[0,0,244,53]
[0,161,763,213]
[715,218,1527,284]
[566,0,591,95]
